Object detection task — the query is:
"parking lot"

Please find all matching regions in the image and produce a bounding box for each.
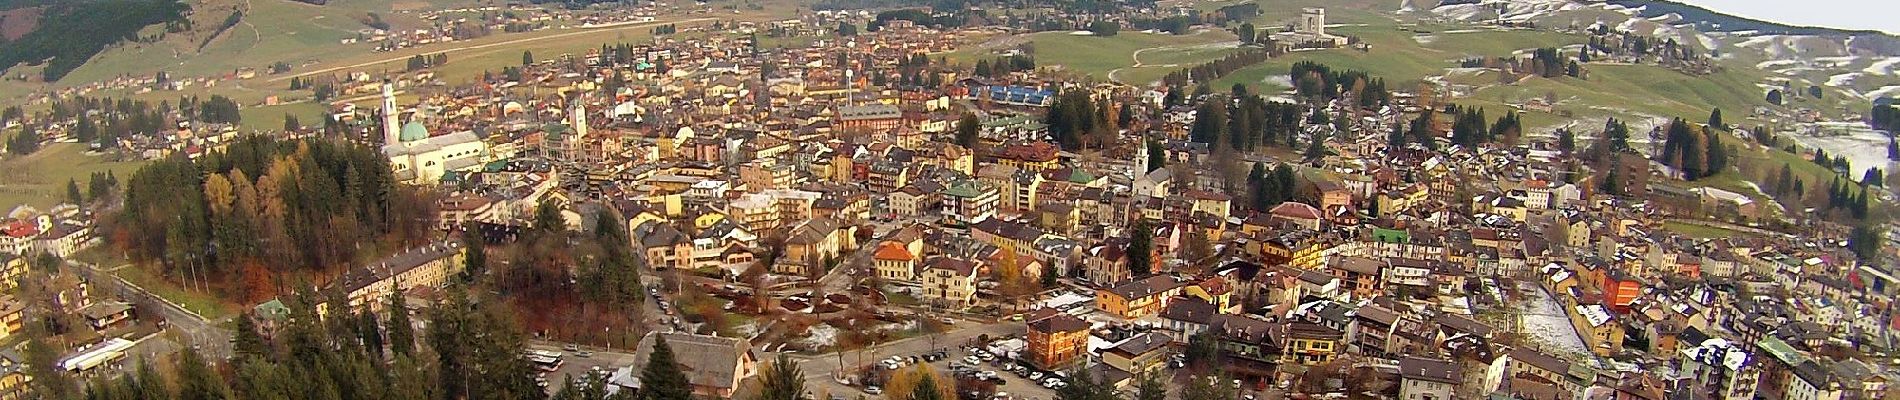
[526,342,640,395]
[844,345,1061,400]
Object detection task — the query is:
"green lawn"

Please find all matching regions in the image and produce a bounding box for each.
[948,30,1236,82]
[1661,220,1757,239]
[0,143,147,211]
[884,288,920,307]
[239,101,331,133]
[106,259,240,321]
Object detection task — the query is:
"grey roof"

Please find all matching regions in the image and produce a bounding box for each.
[1399,356,1462,384]
[631,332,754,390]
[1106,332,1171,358]
[333,241,462,294]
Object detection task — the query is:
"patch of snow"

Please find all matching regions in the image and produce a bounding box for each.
[1757,60,1801,70]
[1432,3,1490,21]
[802,323,838,348]
[1414,34,1438,44]
[1442,29,1490,34]
[1866,85,1900,100]
[1777,66,1822,76]
[1693,33,1717,52]
[1789,123,1891,177]
[1815,56,1862,65]
[1828,72,1863,87]
[1067,31,1095,36]
[1517,282,1590,358]
[1262,74,1294,89]
[1866,58,1900,76]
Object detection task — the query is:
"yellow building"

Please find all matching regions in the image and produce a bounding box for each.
[1280,322,1344,365]
[1184,190,1233,221]
[0,256,23,294]
[1095,275,1188,319]
[1102,332,1171,377]
[0,349,28,400]
[873,242,919,283]
[920,258,980,306]
[0,297,21,341]
[1182,277,1240,314]
[332,241,469,313]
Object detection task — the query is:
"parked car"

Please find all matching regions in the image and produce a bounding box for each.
[562,344,579,351]
[576,351,594,358]
[864,386,882,395]
[1029,372,1044,380]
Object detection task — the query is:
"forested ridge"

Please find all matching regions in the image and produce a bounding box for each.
[0,0,188,82]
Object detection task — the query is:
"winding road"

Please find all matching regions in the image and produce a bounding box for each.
[1106,40,1241,85]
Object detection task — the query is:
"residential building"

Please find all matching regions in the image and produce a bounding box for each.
[920,257,980,306]
[329,241,467,314]
[1102,332,1171,377]
[1096,275,1188,319]
[1400,356,1463,400]
[1026,311,1090,369]
[629,332,759,398]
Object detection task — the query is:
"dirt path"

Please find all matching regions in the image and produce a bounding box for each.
[269,18,712,83]
[1107,40,1240,85]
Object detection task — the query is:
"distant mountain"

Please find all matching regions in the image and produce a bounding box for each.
[1604,0,1886,36]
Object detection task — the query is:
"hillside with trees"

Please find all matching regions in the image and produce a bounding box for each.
[0,0,188,81]
[109,137,437,303]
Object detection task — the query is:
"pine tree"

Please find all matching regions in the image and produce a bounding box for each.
[955,113,980,148]
[1708,108,1725,130]
[1557,128,1576,154]
[358,308,385,359]
[755,354,805,400]
[1777,164,1795,196]
[522,50,535,66]
[175,348,231,400]
[908,372,943,400]
[66,178,83,205]
[1867,168,1886,187]
[640,335,693,400]
[25,335,76,400]
[1146,140,1165,173]
[1127,219,1153,277]
[234,313,269,361]
[461,226,487,279]
[1134,372,1166,400]
[386,288,415,357]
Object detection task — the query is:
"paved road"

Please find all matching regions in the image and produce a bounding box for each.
[70,261,233,360]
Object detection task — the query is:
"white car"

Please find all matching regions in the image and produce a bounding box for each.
[865,386,883,395]
[1029,372,1044,380]
[963,356,981,365]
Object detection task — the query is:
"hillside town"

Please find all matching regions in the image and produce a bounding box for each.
[0,1,1899,400]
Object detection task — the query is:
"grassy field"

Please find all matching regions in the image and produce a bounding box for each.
[0,144,147,211]
[108,260,241,320]
[947,29,1235,83]
[1661,220,1758,239]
